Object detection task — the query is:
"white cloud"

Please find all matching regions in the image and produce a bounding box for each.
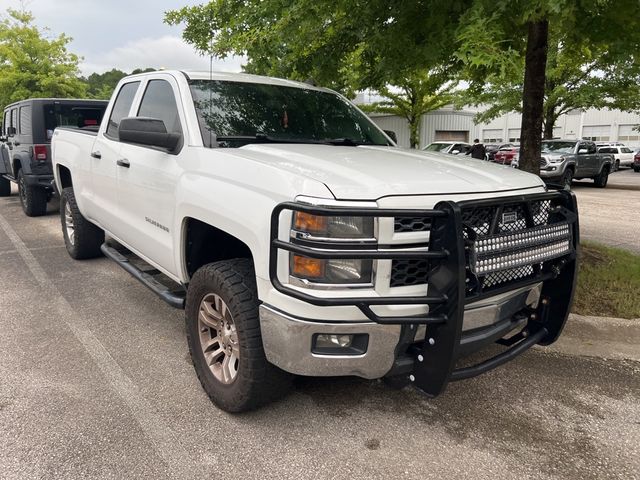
[79,35,245,76]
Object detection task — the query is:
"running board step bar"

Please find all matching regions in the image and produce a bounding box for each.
[100,243,186,309]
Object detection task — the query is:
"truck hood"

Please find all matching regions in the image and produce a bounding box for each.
[233,144,545,200]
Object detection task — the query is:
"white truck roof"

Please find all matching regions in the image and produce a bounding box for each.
[125,69,328,92]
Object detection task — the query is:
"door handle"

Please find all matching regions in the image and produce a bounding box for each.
[90,151,101,159]
[116,158,130,168]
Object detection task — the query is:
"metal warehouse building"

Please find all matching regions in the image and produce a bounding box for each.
[367,106,640,149]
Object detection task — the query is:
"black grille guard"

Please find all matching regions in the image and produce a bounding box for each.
[269,189,580,395]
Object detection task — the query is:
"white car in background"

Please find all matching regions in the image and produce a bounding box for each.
[422,141,470,155]
[597,145,634,171]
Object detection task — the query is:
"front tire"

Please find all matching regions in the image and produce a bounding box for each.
[0,176,10,197]
[17,169,47,216]
[186,259,291,412]
[60,187,104,259]
[593,166,610,188]
[562,168,574,190]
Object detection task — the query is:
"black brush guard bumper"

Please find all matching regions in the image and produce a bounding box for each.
[269,190,579,396]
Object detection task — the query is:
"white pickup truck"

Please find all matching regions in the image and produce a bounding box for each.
[52,70,580,412]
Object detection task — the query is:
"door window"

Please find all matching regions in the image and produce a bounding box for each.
[621,147,632,153]
[137,80,182,135]
[587,143,597,154]
[106,82,140,140]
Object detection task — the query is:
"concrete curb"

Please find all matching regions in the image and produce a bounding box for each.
[544,313,640,362]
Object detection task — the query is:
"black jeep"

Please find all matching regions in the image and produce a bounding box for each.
[0,98,107,216]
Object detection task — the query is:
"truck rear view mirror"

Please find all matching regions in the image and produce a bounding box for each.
[119,117,182,153]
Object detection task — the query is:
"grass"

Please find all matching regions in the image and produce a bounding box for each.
[572,241,640,319]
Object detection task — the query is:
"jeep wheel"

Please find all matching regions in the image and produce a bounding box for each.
[0,176,10,197]
[17,169,47,216]
[593,166,610,188]
[186,259,291,412]
[562,169,573,190]
[60,187,104,259]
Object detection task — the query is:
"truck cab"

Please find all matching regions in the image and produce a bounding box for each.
[0,98,107,216]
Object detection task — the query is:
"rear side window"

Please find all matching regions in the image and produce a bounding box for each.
[10,109,17,134]
[44,103,106,140]
[19,106,32,136]
[599,147,613,153]
[137,80,182,135]
[106,82,140,140]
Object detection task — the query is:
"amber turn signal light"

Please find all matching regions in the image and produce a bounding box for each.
[291,255,325,279]
[293,212,328,235]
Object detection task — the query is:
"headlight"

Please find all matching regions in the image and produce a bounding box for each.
[549,156,564,164]
[292,212,374,240]
[290,212,375,286]
[290,255,373,285]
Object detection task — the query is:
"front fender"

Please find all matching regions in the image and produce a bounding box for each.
[173,164,334,298]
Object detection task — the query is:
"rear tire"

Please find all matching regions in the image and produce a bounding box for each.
[60,187,104,259]
[0,176,10,197]
[186,259,292,412]
[17,169,47,216]
[613,160,620,172]
[593,165,610,188]
[634,166,640,173]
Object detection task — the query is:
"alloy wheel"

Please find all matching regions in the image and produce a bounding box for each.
[64,201,75,245]
[198,293,239,384]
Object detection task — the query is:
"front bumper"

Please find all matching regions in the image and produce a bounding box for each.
[268,190,579,396]
[260,283,542,379]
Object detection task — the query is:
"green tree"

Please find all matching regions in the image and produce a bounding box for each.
[456,0,640,173]
[0,8,86,111]
[80,68,155,99]
[165,0,466,147]
[360,70,456,148]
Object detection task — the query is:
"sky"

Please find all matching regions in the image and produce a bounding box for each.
[0,0,245,75]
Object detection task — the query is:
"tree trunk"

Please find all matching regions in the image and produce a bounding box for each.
[543,107,557,139]
[519,20,549,175]
[408,115,421,149]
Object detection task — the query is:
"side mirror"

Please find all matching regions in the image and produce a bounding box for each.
[451,150,460,155]
[119,117,181,152]
[6,126,16,137]
[577,148,589,154]
[0,135,7,143]
[383,130,397,144]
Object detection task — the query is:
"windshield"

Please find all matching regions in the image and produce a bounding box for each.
[423,143,450,152]
[541,141,576,154]
[189,80,389,148]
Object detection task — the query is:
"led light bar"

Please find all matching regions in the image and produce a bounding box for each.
[471,222,572,275]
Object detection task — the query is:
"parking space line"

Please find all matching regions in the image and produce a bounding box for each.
[0,212,196,479]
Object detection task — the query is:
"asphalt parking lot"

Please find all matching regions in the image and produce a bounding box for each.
[0,178,639,480]
[572,168,640,254]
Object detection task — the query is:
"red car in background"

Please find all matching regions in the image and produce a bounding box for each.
[493,146,520,165]
[633,150,640,172]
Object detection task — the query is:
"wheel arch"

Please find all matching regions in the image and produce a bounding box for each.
[57,164,73,189]
[182,217,255,280]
